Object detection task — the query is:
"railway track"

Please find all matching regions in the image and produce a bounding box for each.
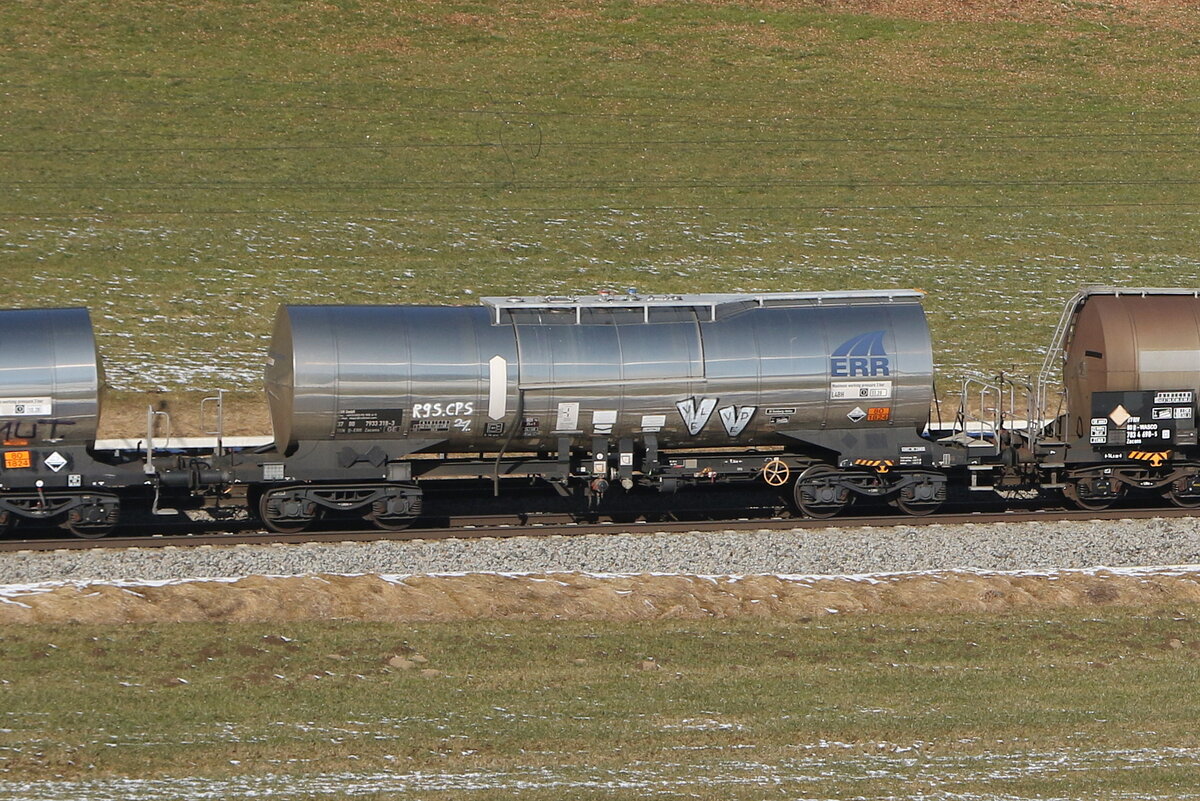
[3,506,1198,553]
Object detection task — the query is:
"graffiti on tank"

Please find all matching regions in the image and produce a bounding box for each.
[676,397,718,436]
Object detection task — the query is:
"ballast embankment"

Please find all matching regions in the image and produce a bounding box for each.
[3,568,1200,625]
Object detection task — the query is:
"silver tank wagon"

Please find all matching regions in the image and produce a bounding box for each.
[0,308,102,446]
[265,290,933,454]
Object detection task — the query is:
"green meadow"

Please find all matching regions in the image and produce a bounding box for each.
[2,611,1200,798]
[3,1,1200,401]
[4,7,1200,797]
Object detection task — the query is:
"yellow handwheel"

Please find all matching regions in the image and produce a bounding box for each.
[761,458,791,487]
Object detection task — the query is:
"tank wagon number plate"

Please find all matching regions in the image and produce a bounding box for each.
[411,419,451,432]
[830,381,892,400]
[335,408,406,435]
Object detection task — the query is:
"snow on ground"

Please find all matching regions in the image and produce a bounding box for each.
[1,564,1198,604]
[2,746,1199,800]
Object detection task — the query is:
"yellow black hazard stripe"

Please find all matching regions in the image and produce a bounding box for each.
[1128,450,1171,467]
[853,459,895,473]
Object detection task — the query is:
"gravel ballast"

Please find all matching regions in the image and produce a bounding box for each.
[3,517,1200,585]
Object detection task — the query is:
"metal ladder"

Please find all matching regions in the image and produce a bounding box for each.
[1032,288,1090,446]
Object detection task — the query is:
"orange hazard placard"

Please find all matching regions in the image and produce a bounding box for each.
[866,407,891,422]
[4,451,31,469]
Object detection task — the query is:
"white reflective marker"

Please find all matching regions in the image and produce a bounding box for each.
[488,355,508,420]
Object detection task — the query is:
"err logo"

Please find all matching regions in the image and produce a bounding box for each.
[830,330,891,378]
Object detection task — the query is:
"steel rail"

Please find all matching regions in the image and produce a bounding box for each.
[2,506,1197,552]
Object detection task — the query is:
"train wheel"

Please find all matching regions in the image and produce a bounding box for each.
[66,519,116,539]
[365,490,419,531]
[258,492,318,534]
[1063,480,1122,511]
[793,465,850,519]
[63,496,120,539]
[893,493,941,516]
[366,510,415,531]
[1165,477,1200,508]
[892,473,946,517]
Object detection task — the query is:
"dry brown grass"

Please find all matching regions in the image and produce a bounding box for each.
[4,569,1200,625]
[98,392,272,439]
[666,0,1200,28]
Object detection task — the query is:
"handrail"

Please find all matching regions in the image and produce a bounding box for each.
[143,406,171,475]
[200,390,226,458]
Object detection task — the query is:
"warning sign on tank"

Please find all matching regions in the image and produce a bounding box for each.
[3,450,31,469]
[1090,389,1197,449]
[335,408,405,435]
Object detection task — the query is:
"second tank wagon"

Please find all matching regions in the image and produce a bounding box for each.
[250,290,948,528]
[265,290,935,454]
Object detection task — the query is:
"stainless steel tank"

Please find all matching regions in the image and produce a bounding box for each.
[1063,288,1200,438]
[0,308,103,445]
[266,291,933,451]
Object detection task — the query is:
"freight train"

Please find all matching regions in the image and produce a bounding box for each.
[2,286,1199,538]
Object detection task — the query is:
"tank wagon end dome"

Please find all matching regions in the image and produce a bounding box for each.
[265,305,299,449]
[0,307,102,445]
[1062,287,1200,440]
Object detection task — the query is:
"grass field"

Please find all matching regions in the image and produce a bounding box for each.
[1,609,1199,798]
[4,1,1200,405]
[4,5,1200,797]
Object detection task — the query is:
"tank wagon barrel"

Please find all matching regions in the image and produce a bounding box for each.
[266,290,934,452]
[252,290,948,529]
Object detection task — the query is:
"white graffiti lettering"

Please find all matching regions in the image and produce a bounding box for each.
[718,405,757,437]
[676,397,718,436]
